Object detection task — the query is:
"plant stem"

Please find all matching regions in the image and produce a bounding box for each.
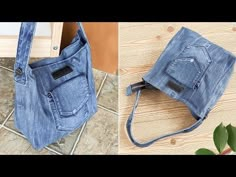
[220,148,232,155]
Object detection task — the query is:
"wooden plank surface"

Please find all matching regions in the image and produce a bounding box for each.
[50,22,63,57]
[119,23,236,154]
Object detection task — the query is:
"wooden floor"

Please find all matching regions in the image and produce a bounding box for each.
[119,23,236,154]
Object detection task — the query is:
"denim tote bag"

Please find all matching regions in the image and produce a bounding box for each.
[14,22,97,150]
[126,27,236,147]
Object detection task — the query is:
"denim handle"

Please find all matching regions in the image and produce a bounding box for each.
[14,22,36,85]
[126,87,204,148]
[15,22,87,85]
[77,22,88,43]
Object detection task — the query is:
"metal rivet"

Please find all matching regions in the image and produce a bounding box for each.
[15,68,23,76]
[206,43,211,48]
[73,109,78,114]
[47,93,52,98]
[53,46,58,50]
[170,92,175,97]
[194,81,200,90]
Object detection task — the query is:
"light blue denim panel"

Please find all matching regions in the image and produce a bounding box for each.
[126,27,236,147]
[143,27,235,120]
[14,22,97,150]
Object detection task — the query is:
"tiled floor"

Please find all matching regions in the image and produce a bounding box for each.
[0,58,118,155]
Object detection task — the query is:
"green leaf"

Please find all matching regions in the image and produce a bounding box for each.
[214,123,228,153]
[226,124,236,152]
[195,148,216,155]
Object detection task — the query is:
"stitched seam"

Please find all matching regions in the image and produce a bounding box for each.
[204,60,235,115]
[166,58,201,88]
[51,77,89,116]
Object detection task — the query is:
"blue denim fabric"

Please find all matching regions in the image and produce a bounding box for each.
[14,22,97,150]
[126,27,236,147]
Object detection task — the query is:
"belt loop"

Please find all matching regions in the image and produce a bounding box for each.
[126,81,146,96]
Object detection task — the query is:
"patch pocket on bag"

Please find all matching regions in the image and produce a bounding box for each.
[50,75,90,130]
[166,45,212,89]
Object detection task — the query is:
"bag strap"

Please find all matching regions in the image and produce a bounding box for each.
[126,81,204,147]
[14,22,36,85]
[14,22,88,85]
[77,22,88,43]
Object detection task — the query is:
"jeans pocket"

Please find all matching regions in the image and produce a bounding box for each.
[49,75,90,131]
[166,45,212,89]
